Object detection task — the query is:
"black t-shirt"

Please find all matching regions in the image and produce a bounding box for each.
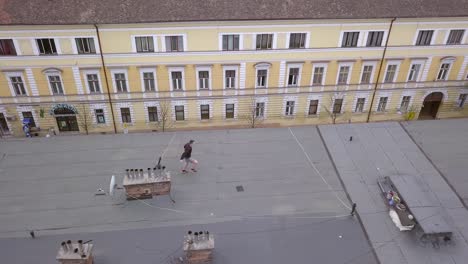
[183,143,192,158]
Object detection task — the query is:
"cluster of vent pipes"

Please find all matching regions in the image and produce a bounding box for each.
[125,167,170,180]
[60,240,87,258]
[186,230,210,243]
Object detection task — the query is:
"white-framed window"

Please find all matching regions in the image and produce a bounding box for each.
[437,62,452,81]
[147,106,158,122]
[75,37,96,54]
[355,98,366,113]
[377,97,388,112]
[5,72,28,96]
[312,63,327,86]
[287,64,302,87]
[285,101,295,116]
[120,107,132,123]
[407,62,422,82]
[196,66,211,90]
[400,96,411,112]
[415,30,434,46]
[168,67,185,91]
[95,109,106,124]
[308,100,319,115]
[0,39,17,55]
[341,32,360,47]
[458,93,467,108]
[446,30,465,45]
[175,105,185,121]
[255,102,265,118]
[333,98,344,114]
[36,38,57,55]
[223,66,238,89]
[83,70,102,94]
[200,104,210,120]
[134,36,155,52]
[222,34,240,51]
[360,64,375,84]
[288,33,307,49]
[384,63,400,83]
[256,34,273,50]
[164,35,184,52]
[47,74,64,95]
[225,104,235,119]
[256,69,268,88]
[366,31,384,47]
[111,70,129,92]
[139,68,157,92]
[336,63,353,85]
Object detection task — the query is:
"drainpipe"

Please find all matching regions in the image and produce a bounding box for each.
[94,24,117,133]
[366,17,397,123]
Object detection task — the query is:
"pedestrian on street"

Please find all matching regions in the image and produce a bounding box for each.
[22,123,31,138]
[180,139,198,173]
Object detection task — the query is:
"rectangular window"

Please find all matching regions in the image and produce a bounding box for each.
[225,104,235,119]
[447,30,465,45]
[48,75,63,94]
[255,102,265,118]
[256,34,273,50]
[338,66,350,84]
[333,99,343,114]
[416,30,434,46]
[10,76,27,95]
[222,35,240,51]
[171,71,183,90]
[285,101,295,116]
[400,96,411,112]
[75,38,96,54]
[95,109,106,124]
[407,64,421,82]
[289,33,306,49]
[458,94,467,108]
[355,98,365,113]
[175,106,185,121]
[377,97,388,112]
[22,111,36,127]
[341,32,360,47]
[200,104,210,120]
[308,100,319,115]
[114,73,127,92]
[225,70,236,88]
[198,71,210,89]
[148,106,158,122]
[165,36,184,52]
[86,74,100,93]
[135,36,154,52]
[360,65,373,84]
[0,39,17,56]
[121,108,131,123]
[143,72,155,91]
[366,31,384,47]
[287,68,300,86]
[384,64,397,83]
[36,38,57,55]
[312,67,324,85]
[257,69,267,87]
[437,63,451,80]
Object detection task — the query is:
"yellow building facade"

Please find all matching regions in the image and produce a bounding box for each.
[1,17,468,136]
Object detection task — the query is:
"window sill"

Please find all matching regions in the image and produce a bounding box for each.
[283,115,295,119]
[77,52,97,55]
[307,114,319,117]
[89,92,103,95]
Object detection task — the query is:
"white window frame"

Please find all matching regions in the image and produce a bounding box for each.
[5,71,28,96]
[383,61,401,83]
[336,62,354,85]
[413,29,436,46]
[161,34,187,52]
[83,69,103,94]
[283,96,298,117]
[119,107,133,124]
[139,67,157,92]
[197,100,213,121]
[254,97,268,119]
[223,65,238,89]
[375,92,392,112]
[331,95,346,114]
[196,66,212,90]
[406,60,425,82]
[255,63,271,88]
[360,61,377,84]
[43,69,65,95]
[0,38,21,55]
[363,30,388,47]
[286,63,303,87]
[223,98,238,119]
[443,29,466,45]
[131,35,158,53]
[286,32,310,49]
[168,67,185,91]
[110,69,129,93]
[457,93,467,108]
[219,33,243,51]
[306,96,321,116]
[71,36,99,54]
[33,38,61,55]
[352,92,370,113]
[252,33,277,50]
[338,31,364,47]
[89,104,109,125]
[311,63,328,86]
[436,59,455,81]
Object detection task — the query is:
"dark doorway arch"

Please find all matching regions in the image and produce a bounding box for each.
[51,105,79,132]
[419,92,443,120]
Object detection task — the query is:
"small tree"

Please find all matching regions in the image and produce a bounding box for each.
[323,93,341,124]
[78,104,94,135]
[243,97,263,128]
[157,100,173,132]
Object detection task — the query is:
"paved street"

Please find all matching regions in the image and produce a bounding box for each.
[0,127,376,263]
